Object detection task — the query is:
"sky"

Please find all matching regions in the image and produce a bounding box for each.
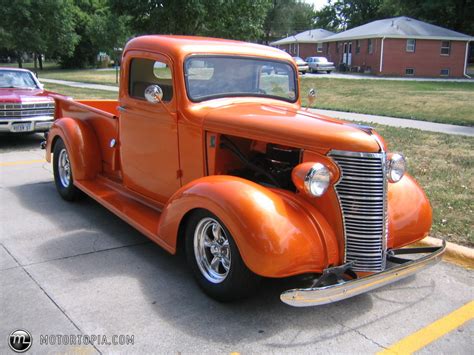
[303,0,329,11]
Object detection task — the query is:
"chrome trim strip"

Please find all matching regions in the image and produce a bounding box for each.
[280,241,446,307]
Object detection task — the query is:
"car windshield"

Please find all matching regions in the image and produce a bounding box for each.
[0,70,38,89]
[315,57,328,63]
[185,56,297,102]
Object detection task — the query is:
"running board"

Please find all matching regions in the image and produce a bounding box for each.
[75,177,174,253]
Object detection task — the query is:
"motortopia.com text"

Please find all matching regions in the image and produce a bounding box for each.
[39,334,135,346]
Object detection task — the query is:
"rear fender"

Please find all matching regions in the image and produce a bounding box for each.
[46,117,101,181]
[158,175,339,277]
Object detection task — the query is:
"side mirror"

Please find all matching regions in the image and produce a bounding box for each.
[144,85,163,104]
[307,88,317,107]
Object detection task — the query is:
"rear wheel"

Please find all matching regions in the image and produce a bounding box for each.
[185,210,260,301]
[53,138,81,201]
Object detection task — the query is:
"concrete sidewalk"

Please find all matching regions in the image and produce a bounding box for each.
[311,109,474,137]
[41,78,473,136]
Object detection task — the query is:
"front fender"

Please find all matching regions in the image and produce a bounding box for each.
[158,176,339,277]
[46,117,101,181]
[388,174,432,249]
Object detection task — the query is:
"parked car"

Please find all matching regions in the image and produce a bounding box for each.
[306,56,336,73]
[292,56,309,74]
[0,68,58,133]
[44,35,445,307]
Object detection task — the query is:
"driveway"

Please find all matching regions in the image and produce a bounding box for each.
[1,135,472,354]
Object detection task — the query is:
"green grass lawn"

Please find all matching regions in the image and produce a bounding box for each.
[301,77,474,126]
[373,124,473,247]
[44,83,118,100]
[40,68,119,86]
[46,82,473,246]
[9,63,473,126]
[1,61,120,86]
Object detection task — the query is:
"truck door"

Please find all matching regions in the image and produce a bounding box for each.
[119,53,181,203]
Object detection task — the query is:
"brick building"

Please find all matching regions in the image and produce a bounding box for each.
[270,29,334,59]
[323,17,473,77]
[271,17,473,78]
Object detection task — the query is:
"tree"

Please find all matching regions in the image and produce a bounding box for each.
[313,0,385,31]
[263,0,317,43]
[0,0,78,68]
[379,0,474,35]
[313,0,474,35]
[59,0,131,68]
[109,0,272,41]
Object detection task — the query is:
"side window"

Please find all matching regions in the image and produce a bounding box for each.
[129,58,173,102]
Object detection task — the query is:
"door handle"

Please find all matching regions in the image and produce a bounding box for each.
[117,105,127,112]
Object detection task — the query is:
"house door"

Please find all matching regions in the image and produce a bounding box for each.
[343,42,352,66]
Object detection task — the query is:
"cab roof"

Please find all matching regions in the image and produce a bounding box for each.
[124,35,293,62]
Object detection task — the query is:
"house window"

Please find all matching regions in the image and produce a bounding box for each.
[356,40,360,54]
[441,41,451,55]
[368,39,373,54]
[440,68,450,76]
[405,68,415,76]
[406,39,416,52]
[316,42,323,53]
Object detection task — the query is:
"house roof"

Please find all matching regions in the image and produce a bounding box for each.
[270,29,335,45]
[321,16,474,42]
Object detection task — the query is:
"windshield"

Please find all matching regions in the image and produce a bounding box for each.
[184,56,297,103]
[315,57,328,63]
[0,70,38,89]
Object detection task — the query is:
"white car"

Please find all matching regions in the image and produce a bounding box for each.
[292,57,309,75]
[306,57,335,74]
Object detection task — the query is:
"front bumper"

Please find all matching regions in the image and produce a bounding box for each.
[281,241,446,307]
[0,116,54,133]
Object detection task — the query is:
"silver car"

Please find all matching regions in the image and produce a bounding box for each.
[306,57,335,74]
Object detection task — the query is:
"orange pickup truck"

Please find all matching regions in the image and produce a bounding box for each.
[44,35,445,306]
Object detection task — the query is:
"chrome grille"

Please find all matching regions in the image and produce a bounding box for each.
[329,150,387,272]
[0,102,54,119]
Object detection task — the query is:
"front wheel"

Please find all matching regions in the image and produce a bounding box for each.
[53,138,81,201]
[185,210,260,301]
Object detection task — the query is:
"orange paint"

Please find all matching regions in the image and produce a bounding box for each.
[45,35,432,278]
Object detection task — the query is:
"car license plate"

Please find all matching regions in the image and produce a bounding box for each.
[12,122,32,132]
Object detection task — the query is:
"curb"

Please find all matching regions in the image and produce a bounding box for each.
[415,237,474,269]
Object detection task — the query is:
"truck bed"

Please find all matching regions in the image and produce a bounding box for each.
[53,96,120,178]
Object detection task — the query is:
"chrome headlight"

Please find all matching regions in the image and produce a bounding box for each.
[304,163,331,196]
[387,153,406,183]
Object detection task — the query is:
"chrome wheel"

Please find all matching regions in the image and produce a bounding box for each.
[193,217,231,284]
[58,148,71,187]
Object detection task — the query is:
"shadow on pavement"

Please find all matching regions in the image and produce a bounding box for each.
[0,133,44,152]
[7,181,437,348]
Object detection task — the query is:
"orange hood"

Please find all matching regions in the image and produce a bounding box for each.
[202,102,381,153]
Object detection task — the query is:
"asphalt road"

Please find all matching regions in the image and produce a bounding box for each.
[1,134,472,354]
